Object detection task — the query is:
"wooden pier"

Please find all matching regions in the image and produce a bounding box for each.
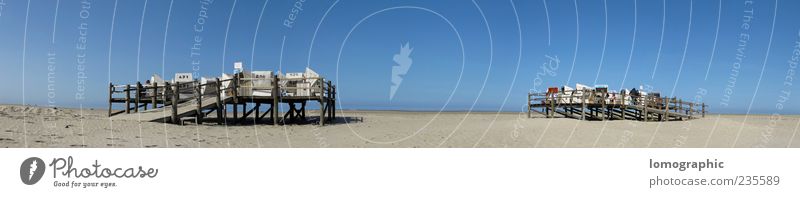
[107,74,336,125]
[527,89,705,121]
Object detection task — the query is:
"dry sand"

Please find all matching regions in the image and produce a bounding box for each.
[0,105,798,148]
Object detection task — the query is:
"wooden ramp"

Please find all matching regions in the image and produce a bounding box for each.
[111,96,223,122]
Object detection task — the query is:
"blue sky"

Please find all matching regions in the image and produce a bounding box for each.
[0,0,798,114]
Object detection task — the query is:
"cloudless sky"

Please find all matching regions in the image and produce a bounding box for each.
[0,0,798,114]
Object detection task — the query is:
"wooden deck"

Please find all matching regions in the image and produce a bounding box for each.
[108,74,336,125]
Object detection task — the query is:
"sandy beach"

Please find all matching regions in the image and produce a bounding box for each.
[0,104,797,148]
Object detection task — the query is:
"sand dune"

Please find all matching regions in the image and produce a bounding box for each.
[0,105,797,148]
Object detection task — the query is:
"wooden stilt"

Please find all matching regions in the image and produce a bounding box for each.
[233,104,238,123]
[601,92,607,121]
[255,103,260,123]
[108,83,113,117]
[152,82,158,109]
[327,81,333,122]
[196,80,202,124]
[171,82,179,124]
[163,82,171,107]
[663,97,669,122]
[702,103,705,117]
[216,78,223,125]
[135,82,141,112]
[233,76,239,123]
[319,78,326,125]
[272,75,279,125]
[332,84,336,121]
[581,94,586,120]
[643,99,648,122]
[125,84,131,114]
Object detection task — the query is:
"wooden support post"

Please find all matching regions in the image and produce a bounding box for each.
[163,82,170,107]
[643,99,648,122]
[216,78,223,125]
[152,82,158,109]
[196,80,202,124]
[327,81,333,122]
[233,76,239,123]
[272,75,279,125]
[601,92,607,121]
[172,82,179,124]
[702,103,705,117]
[549,93,554,118]
[622,91,627,120]
[319,77,326,125]
[581,94,586,120]
[108,83,113,117]
[301,101,307,120]
[255,103,260,122]
[233,74,239,103]
[569,91,575,115]
[663,97,669,122]
[125,84,131,114]
[243,102,247,122]
[233,104,238,122]
[540,93,545,117]
[527,93,531,118]
[135,82,141,112]
[325,81,330,121]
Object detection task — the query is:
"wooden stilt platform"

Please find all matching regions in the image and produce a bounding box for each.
[527,89,705,121]
[108,74,336,125]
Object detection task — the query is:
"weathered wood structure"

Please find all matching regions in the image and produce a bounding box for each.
[527,89,705,121]
[108,74,336,125]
